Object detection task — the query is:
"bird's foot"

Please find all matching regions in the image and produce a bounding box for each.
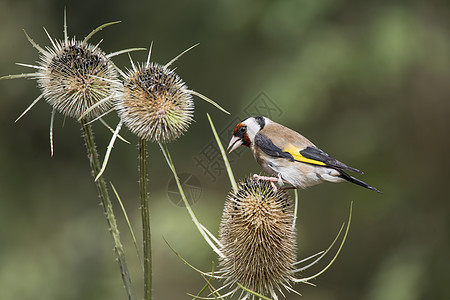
[253,174,280,193]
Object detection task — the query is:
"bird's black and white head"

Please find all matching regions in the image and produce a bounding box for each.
[227,116,267,153]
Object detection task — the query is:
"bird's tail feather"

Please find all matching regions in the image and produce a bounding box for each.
[339,171,382,193]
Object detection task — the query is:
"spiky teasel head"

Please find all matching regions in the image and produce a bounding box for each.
[117,61,194,143]
[219,177,297,298]
[0,11,144,156]
[3,11,124,121]
[37,38,118,119]
[114,43,229,143]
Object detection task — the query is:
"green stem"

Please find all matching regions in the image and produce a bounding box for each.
[81,120,136,300]
[139,138,152,300]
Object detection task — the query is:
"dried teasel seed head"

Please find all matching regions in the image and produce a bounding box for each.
[219,177,297,297]
[117,62,194,143]
[38,39,118,119]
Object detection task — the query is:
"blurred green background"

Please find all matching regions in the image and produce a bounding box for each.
[1,0,449,299]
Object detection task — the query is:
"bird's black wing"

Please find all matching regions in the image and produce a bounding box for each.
[256,134,381,192]
[255,134,363,174]
[254,133,294,160]
[299,146,363,174]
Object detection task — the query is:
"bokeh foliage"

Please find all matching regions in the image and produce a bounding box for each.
[0,1,449,299]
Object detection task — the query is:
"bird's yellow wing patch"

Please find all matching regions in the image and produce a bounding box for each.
[282,144,327,166]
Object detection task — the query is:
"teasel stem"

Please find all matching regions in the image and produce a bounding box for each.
[81,119,136,300]
[138,137,152,300]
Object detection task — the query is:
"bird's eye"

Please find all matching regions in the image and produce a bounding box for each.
[240,126,247,133]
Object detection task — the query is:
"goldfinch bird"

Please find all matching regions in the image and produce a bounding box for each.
[227,116,381,193]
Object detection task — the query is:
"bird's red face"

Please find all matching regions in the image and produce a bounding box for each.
[227,122,251,153]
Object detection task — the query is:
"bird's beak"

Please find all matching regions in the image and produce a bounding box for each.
[227,136,243,153]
